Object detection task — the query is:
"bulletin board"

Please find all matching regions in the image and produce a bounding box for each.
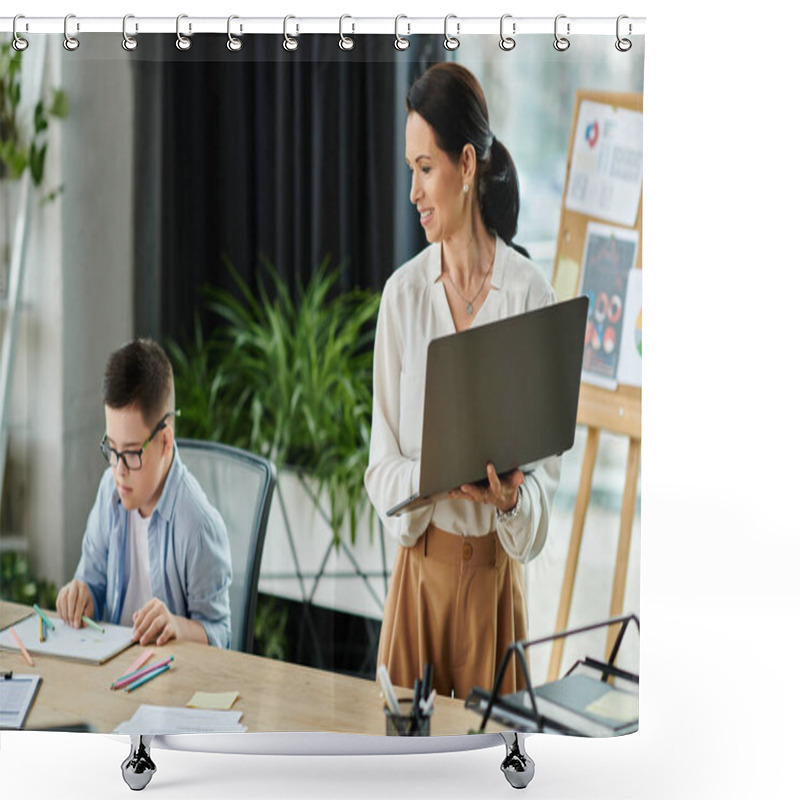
[548,90,643,681]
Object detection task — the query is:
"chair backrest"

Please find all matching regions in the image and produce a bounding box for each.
[177,439,275,653]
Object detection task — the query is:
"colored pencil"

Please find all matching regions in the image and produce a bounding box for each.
[125,663,171,692]
[9,626,34,666]
[82,615,105,634]
[120,648,154,679]
[33,604,56,631]
[38,615,44,643]
[111,656,174,690]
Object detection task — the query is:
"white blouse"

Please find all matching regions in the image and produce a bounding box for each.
[364,236,561,563]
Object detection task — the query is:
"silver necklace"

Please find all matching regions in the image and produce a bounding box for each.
[446,267,491,315]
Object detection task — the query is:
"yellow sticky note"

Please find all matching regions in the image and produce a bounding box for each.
[553,257,581,302]
[585,690,638,722]
[187,691,240,710]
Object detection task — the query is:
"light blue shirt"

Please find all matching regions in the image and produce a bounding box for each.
[74,444,233,649]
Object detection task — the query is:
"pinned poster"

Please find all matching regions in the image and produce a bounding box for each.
[566,100,643,227]
[616,268,643,387]
[578,223,640,389]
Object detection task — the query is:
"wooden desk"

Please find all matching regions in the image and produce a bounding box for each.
[0,602,497,735]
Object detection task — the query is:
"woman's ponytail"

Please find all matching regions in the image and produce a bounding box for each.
[479,137,521,248]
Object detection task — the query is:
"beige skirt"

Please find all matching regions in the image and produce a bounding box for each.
[377,523,528,700]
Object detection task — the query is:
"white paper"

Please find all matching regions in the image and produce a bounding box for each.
[566,100,643,227]
[0,674,41,729]
[113,704,247,734]
[0,613,134,665]
[616,268,643,387]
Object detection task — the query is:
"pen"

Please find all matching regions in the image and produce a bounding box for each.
[125,663,171,692]
[412,678,421,715]
[377,664,402,716]
[9,626,34,666]
[422,662,433,701]
[111,656,174,690]
[39,615,44,643]
[33,604,56,631]
[82,615,105,634]
[420,689,437,715]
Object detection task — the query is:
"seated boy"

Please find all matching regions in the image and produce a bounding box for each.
[56,339,233,648]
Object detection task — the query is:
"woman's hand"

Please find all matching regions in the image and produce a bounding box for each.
[449,462,523,512]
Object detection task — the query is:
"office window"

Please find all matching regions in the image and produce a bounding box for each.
[456,38,645,279]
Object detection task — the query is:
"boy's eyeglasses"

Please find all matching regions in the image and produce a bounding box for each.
[99,410,180,471]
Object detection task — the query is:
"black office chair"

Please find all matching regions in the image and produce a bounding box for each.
[177,439,276,653]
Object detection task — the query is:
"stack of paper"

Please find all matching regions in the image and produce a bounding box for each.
[113,704,247,734]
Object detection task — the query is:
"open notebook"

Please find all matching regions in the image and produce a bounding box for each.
[0,613,134,665]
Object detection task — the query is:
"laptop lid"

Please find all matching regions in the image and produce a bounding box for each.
[387,295,588,516]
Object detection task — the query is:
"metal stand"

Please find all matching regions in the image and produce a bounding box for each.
[121,736,156,791]
[500,732,535,789]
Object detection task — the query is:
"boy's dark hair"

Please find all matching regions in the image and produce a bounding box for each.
[103,339,175,427]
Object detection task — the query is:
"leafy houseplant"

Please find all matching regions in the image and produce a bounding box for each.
[0,40,69,186]
[0,551,58,608]
[1,40,69,297]
[170,258,381,546]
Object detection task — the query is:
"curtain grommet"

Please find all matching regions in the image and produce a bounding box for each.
[444,14,460,51]
[615,15,632,52]
[122,14,138,51]
[176,13,192,51]
[283,15,298,51]
[227,15,243,52]
[394,15,410,51]
[553,14,570,52]
[12,15,29,51]
[63,13,80,51]
[339,15,355,51]
[499,14,516,51]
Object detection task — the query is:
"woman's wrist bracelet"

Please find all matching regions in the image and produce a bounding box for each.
[495,488,522,524]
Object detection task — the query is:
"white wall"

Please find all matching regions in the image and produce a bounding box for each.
[4,35,135,585]
[58,35,135,578]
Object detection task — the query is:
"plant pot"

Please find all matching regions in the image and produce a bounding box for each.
[258,466,397,621]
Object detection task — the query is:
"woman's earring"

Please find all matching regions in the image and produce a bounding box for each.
[463,184,469,194]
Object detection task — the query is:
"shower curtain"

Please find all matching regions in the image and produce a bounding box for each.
[1,16,643,745]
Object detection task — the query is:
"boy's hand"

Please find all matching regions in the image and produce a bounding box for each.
[132,599,177,646]
[56,579,95,629]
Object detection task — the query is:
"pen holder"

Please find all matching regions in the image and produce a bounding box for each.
[385,698,432,736]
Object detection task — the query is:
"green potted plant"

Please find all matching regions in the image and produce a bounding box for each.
[1,39,69,294]
[170,258,390,629]
[170,257,381,547]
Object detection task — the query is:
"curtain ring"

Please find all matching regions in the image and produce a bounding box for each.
[63,13,80,51]
[176,13,192,51]
[499,14,516,51]
[12,15,29,51]
[553,14,570,51]
[283,15,298,51]
[227,15,242,51]
[339,15,354,51]
[443,14,460,51]
[121,14,138,51]
[394,15,410,51]
[615,15,632,52]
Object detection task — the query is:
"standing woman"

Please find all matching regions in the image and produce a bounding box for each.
[365,63,561,700]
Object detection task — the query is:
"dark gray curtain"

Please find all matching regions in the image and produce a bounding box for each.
[131,34,441,345]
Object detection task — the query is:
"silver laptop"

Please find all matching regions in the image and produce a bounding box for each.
[387,295,588,516]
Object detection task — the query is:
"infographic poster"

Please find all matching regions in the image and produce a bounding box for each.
[579,223,640,389]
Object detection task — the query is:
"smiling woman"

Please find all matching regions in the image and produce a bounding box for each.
[365,62,560,701]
